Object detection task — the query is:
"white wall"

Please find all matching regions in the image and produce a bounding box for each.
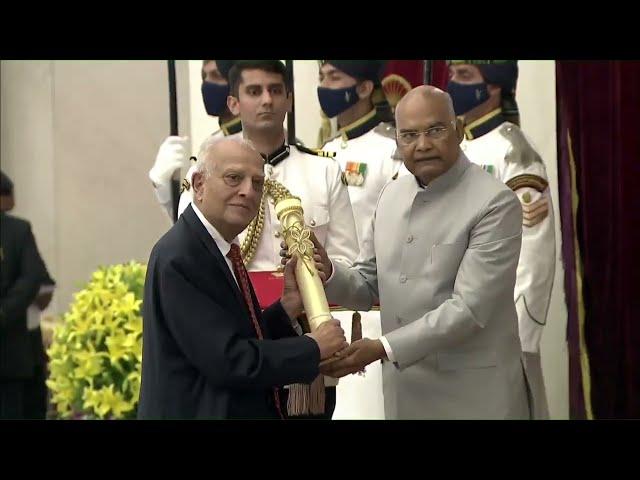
[1,60,179,315]
[516,60,569,419]
[1,61,57,312]
[292,60,324,147]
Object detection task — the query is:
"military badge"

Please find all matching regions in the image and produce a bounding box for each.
[180,178,191,193]
[344,162,368,187]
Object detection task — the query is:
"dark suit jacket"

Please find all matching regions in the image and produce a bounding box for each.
[0,213,50,379]
[138,204,320,419]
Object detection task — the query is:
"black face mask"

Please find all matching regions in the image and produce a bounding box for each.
[447,81,490,116]
[317,85,360,118]
[201,82,230,116]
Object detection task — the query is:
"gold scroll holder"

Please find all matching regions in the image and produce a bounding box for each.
[275,196,342,384]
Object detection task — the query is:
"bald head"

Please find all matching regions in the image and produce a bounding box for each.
[395,85,456,124]
[394,85,463,185]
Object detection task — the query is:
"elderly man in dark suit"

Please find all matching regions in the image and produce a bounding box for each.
[138,137,347,419]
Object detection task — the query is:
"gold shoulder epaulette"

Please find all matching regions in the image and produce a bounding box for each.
[295,143,336,158]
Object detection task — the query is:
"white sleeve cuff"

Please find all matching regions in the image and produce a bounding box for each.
[27,305,41,331]
[379,335,396,363]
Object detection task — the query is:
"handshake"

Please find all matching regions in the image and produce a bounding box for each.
[307,320,387,378]
[280,235,387,379]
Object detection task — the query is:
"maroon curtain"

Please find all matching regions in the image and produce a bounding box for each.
[383,60,425,89]
[380,61,428,115]
[379,61,449,104]
[430,60,449,89]
[556,61,640,419]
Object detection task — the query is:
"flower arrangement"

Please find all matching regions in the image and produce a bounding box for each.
[46,261,145,419]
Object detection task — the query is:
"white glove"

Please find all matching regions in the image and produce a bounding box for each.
[148,136,190,186]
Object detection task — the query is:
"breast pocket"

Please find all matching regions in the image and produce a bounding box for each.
[305,205,330,247]
[430,242,467,284]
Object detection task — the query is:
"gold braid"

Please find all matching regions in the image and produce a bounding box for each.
[240,179,298,266]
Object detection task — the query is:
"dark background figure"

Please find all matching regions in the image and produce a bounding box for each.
[1,170,54,419]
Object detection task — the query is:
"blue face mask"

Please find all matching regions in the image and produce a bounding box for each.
[201,82,230,116]
[447,81,490,116]
[317,85,360,118]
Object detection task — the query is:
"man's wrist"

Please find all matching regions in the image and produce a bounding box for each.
[280,294,301,321]
[374,339,388,361]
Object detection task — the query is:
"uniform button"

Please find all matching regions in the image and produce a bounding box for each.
[310,220,316,227]
[400,275,407,283]
[275,231,281,238]
[276,265,284,273]
[407,234,414,243]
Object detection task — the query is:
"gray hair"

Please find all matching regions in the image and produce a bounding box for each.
[193,135,260,178]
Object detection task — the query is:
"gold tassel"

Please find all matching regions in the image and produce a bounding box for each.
[351,312,362,342]
[352,312,366,376]
[286,312,326,417]
[287,375,326,417]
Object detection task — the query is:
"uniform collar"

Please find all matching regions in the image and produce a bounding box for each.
[219,117,243,136]
[339,108,380,141]
[463,108,505,140]
[261,142,290,167]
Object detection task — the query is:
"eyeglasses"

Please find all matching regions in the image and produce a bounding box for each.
[397,121,456,146]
